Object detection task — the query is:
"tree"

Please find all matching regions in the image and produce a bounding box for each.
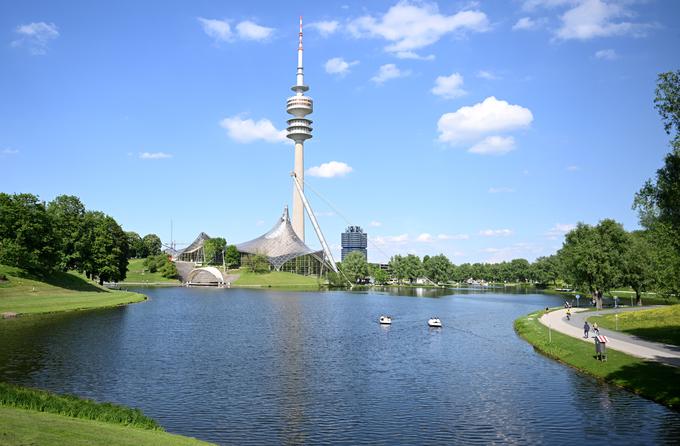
[369,264,389,285]
[203,237,226,265]
[558,219,628,309]
[47,195,86,271]
[622,231,658,306]
[388,255,405,283]
[141,234,162,258]
[80,211,128,284]
[126,232,144,259]
[532,255,561,286]
[340,251,369,283]
[243,253,269,273]
[509,258,531,283]
[423,254,451,284]
[654,70,680,140]
[402,254,423,284]
[0,193,58,274]
[224,245,240,269]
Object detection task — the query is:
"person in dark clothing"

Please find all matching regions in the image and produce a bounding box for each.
[584,321,590,338]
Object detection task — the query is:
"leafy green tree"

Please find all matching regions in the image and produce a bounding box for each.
[225,245,240,269]
[532,255,561,286]
[388,255,405,283]
[0,193,58,274]
[654,70,680,140]
[79,211,128,284]
[369,264,389,285]
[622,231,658,306]
[402,254,423,284]
[141,234,162,258]
[203,237,226,265]
[144,254,177,279]
[423,254,451,284]
[509,258,531,282]
[558,219,628,309]
[340,251,369,283]
[47,195,86,271]
[243,253,270,273]
[126,231,144,259]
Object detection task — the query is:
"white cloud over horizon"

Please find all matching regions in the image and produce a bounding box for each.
[220,116,287,143]
[438,233,470,240]
[555,0,653,41]
[307,161,353,178]
[371,63,409,84]
[479,228,513,237]
[199,18,273,43]
[308,20,339,37]
[595,48,618,60]
[348,2,489,58]
[469,136,516,155]
[236,21,274,40]
[431,72,466,99]
[325,57,359,76]
[1,148,19,155]
[370,220,382,227]
[12,22,59,55]
[139,152,173,160]
[546,223,576,239]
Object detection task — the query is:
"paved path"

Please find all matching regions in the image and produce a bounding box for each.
[540,307,680,368]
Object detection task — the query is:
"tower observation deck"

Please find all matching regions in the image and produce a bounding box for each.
[287,16,313,242]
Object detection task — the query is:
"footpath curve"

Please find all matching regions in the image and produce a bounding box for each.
[540,308,680,368]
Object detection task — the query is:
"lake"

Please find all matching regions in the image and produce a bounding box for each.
[1,287,678,445]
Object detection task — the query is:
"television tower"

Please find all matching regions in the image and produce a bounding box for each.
[286,16,313,242]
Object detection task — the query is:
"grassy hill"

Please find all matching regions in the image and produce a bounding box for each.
[589,305,680,346]
[233,269,321,288]
[0,264,145,315]
[120,258,180,284]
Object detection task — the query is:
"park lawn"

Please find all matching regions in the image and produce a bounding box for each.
[0,264,145,315]
[589,305,680,346]
[120,258,180,284]
[515,309,680,409]
[233,269,320,288]
[0,406,213,446]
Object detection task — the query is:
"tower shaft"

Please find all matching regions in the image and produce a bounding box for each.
[293,142,304,240]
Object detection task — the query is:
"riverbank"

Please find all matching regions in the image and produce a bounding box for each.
[589,305,680,346]
[0,265,146,316]
[0,382,212,445]
[514,309,680,409]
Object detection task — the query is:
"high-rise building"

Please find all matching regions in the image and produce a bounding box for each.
[286,17,313,242]
[341,226,368,261]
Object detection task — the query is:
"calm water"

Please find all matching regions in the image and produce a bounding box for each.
[1,287,679,445]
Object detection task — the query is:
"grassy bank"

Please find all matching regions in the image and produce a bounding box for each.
[0,264,145,315]
[233,269,320,288]
[0,406,212,446]
[589,305,680,346]
[120,258,180,284]
[514,309,680,409]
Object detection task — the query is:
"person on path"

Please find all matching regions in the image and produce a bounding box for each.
[593,322,599,336]
[566,309,571,320]
[584,321,590,338]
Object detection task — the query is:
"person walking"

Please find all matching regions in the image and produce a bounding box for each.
[584,321,590,338]
[593,322,599,336]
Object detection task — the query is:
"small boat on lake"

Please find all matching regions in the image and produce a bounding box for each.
[379,315,392,325]
[428,317,442,328]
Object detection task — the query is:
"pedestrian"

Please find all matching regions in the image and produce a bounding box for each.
[584,321,590,338]
[593,322,599,336]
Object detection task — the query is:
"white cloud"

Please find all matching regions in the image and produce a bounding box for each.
[198,18,232,42]
[416,233,433,242]
[431,72,466,99]
[437,97,533,148]
[220,116,287,143]
[325,57,359,75]
[139,152,173,160]
[236,21,274,41]
[308,20,339,37]
[556,0,651,41]
[307,161,353,178]
[394,51,435,60]
[546,223,576,239]
[468,136,516,155]
[595,48,618,60]
[438,233,469,240]
[482,242,544,263]
[371,234,409,245]
[479,229,513,237]
[566,164,580,171]
[1,148,19,155]
[256,220,265,227]
[488,187,515,193]
[513,17,544,31]
[199,18,273,43]
[12,22,59,55]
[371,64,410,84]
[348,2,489,58]
[477,70,501,80]
[370,220,382,227]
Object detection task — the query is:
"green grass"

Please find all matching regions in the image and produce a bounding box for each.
[514,309,680,409]
[0,406,213,446]
[0,264,146,315]
[589,305,680,346]
[120,258,180,284]
[0,382,159,430]
[233,269,321,288]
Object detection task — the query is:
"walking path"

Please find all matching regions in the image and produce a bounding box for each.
[540,307,680,368]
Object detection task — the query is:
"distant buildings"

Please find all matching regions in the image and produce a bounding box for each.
[341,226,367,261]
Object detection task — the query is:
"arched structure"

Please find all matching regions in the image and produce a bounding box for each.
[186,266,226,285]
[176,232,210,263]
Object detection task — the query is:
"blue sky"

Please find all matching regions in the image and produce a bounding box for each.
[1,0,679,263]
